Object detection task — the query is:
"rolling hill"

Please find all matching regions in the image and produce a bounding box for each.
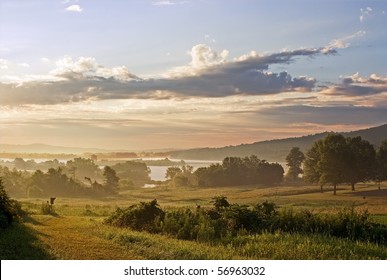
[170,124,387,162]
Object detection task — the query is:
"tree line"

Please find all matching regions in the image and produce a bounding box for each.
[0,158,151,197]
[165,134,387,193]
[286,134,387,194]
[166,155,284,187]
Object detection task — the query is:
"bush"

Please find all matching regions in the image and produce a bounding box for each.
[0,178,17,228]
[105,198,387,245]
[105,199,164,232]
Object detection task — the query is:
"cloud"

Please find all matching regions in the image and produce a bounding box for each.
[66,4,83,12]
[205,34,216,43]
[50,56,140,81]
[41,57,50,64]
[18,63,30,68]
[360,7,372,22]
[0,44,339,105]
[322,30,366,53]
[152,1,188,6]
[321,73,387,96]
[258,105,387,127]
[167,44,229,77]
[0,59,9,69]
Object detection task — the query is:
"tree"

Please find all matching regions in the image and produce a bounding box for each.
[285,147,305,182]
[103,166,119,194]
[304,134,349,195]
[375,140,387,188]
[194,156,283,187]
[165,166,182,180]
[304,139,324,192]
[112,161,151,186]
[65,158,101,181]
[222,157,245,185]
[345,136,376,191]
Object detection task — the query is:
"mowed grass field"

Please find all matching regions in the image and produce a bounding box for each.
[1,183,387,260]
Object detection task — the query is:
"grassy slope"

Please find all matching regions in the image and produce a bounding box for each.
[2,183,387,260]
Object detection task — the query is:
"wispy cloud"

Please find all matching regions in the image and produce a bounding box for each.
[41,57,50,64]
[323,30,366,52]
[204,34,216,43]
[360,7,372,22]
[66,4,83,12]
[0,59,9,69]
[152,0,188,6]
[321,73,387,97]
[17,63,30,68]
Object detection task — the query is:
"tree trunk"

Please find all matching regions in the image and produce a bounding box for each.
[351,183,355,191]
[320,185,324,193]
[333,184,337,195]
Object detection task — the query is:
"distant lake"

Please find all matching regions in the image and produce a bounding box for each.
[147,159,220,181]
[0,157,219,181]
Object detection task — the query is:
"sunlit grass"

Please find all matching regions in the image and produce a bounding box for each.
[2,182,386,259]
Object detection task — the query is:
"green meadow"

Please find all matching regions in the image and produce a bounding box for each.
[1,183,387,260]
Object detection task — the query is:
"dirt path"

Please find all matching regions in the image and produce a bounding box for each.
[26,215,144,260]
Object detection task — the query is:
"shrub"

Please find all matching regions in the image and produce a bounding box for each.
[0,178,18,228]
[211,196,230,210]
[105,199,165,232]
[105,198,387,245]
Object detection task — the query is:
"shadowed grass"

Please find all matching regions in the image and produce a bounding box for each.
[0,217,53,260]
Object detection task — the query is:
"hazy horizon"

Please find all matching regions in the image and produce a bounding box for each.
[1,0,387,150]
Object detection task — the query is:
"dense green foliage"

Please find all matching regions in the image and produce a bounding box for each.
[285,147,305,182]
[29,168,86,197]
[376,140,387,185]
[0,179,25,228]
[65,157,101,181]
[106,198,387,245]
[105,199,165,232]
[195,156,284,187]
[303,134,384,194]
[0,179,15,228]
[170,124,387,161]
[103,166,119,193]
[111,161,150,186]
[0,157,158,197]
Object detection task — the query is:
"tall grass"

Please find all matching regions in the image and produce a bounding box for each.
[96,223,387,259]
[105,199,387,245]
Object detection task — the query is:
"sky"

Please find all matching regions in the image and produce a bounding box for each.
[0,0,387,151]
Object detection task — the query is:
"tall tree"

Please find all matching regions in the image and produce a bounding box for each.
[345,136,376,191]
[103,166,119,194]
[285,147,305,182]
[165,166,182,180]
[375,140,387,188]
[304,134,349,195]
[304,139,324,192]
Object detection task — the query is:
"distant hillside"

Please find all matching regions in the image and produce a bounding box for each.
[0,143,109,154]
[170,124,387,162]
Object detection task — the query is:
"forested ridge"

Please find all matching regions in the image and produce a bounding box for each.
[171,124,387,161]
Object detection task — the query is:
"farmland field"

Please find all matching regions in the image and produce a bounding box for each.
[1,183,387,260]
